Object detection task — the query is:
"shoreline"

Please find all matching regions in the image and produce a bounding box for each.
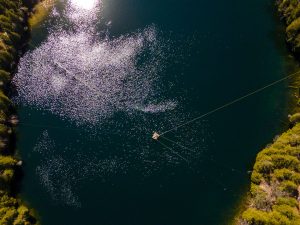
[0,0,39,223]
[29,0,55,28]
[234,1,300,224]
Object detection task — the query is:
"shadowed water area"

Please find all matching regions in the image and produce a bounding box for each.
[13,0,297,224]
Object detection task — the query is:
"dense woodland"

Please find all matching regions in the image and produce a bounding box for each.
[0,0,38,224]
[239,0,300,224]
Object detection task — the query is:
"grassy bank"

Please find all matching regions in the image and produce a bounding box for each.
[0,0,38,224]
[235,1,300,224]
[28,0,54,28]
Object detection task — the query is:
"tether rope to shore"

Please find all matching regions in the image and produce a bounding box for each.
[160,136,196,153]
[16,62,300,142]
[157,70,300,137]
[157,139,189,162]
[15,64,296,187]
[17,69,300,139]
[157,135,248,193]
[159,135,247,175]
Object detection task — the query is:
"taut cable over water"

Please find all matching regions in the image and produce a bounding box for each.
[18,70,300,138]
[152,70,300,140]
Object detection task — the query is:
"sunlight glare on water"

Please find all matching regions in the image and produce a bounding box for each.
[13,27,175,125]
[70,0,98,10]
[15,0,210,209]
[13,0,177,126]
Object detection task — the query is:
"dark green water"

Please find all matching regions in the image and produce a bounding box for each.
[15,0,297,225]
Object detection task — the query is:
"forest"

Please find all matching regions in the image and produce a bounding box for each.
[0,0,38,224]
[238,0,300,224]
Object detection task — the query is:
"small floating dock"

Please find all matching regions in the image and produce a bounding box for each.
[152,132,160,140]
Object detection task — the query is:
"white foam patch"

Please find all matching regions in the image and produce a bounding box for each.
[14,26,176,125]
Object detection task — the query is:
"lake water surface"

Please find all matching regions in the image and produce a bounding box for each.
[14,0,297,224]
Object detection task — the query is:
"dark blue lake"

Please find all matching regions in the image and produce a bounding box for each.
[15,0,297,224]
